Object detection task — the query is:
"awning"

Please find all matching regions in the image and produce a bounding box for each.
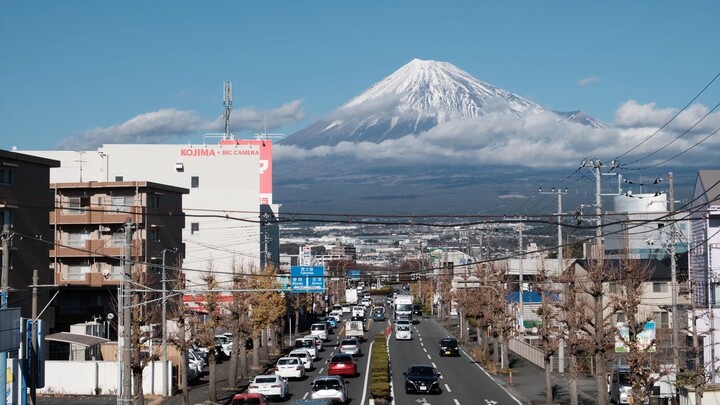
[45,332,109,347]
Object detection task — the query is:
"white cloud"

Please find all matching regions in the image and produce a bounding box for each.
[55,101,305,150]
[276,102,720,169]
[578,76,601,86]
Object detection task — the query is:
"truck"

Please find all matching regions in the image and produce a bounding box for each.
[345,320,365,341]
[393,294,413,320]
[345,288,358,305]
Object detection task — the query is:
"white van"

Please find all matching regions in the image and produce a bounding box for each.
[394,321,412,340]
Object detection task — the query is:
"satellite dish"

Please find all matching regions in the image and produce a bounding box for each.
[106,313,115,320]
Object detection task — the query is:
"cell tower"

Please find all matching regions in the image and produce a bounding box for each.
[223,81,232,140]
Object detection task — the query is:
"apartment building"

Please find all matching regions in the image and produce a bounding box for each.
[50,181,187,333]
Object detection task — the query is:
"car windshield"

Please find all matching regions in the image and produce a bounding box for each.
[341,339,357,345]
[255,377,277,383]
[409,366,436,376]
[441,339,458,347]
[397,326,410,331]
[296,340,312,348]
[277,358,297,365]
[311,324,325,330]
[314,379,342,390]
[331,355,353,363]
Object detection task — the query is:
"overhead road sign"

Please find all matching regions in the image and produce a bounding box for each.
[290,266,325,292]
[347,269,361,279]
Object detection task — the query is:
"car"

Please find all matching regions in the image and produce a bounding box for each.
[371,306,385,321]
[289,348,314,370]
[306,334,324,352]
[310,323,329,341]
[394,322,412,340]
[325,318,336,330]
[338,338,362,356]
[247,374,289,401]
[439,337,460,356]
[327,353,357,377]
[360,297,373,307]
[341,304,352,314]
[328,313,342,324]
[292,399,332,405]
[404,364,442,394]
[231,393,269,405]
[310,375,349,404]
[412,304,423,316]
[350,315,367,331]
[274,357,305,379]
[352,305,365,317]
[215,334,233,357]
[294,337,319,359]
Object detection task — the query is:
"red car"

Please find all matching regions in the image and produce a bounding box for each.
[327,353,357,377]
[231,393,268,405]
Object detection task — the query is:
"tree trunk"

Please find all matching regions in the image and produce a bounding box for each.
[596,352,608,405]
[545,356,554,405]
[132,366,144,405]
[228,331,240,388]
[208,350,217,404]
[595,293,608,405]
[492,335,499,366]
[239,339,249,380]
[569,354,578,405]
[294,308,301,335]
[252,336,261,369]
[501,335,509,370]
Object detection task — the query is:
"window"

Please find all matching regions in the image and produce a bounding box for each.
[115,176,124,181]
[653,311,669,328]
[615,313,626,323]
[0,168,13,185]
[191,176,199,188]
[149,229,160,242]
[653,282,668,293]
[149,195,160,209]
[191,222,199,234]
[111,232,125,246]
[608,282,619,293]
[65,197,86,214]
[110,195,134,213]
[66,263,90,280]
[68,232,90,247]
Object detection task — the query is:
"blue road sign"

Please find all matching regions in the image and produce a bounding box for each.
[347,269,361,279]
[290,266,325,292]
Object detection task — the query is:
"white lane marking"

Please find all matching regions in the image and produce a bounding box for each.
[303,392,309,399]
[444,383,452,392]
[453,399,461,405]
[423,347,427,353]
[427,354,431,359]
[460,348,523,404]
[319,367,324,373]
[432,362,437,368]
[420,341,424,347]
[359,338,376,405]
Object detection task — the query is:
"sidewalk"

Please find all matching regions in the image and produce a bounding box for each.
[438,316,600,405]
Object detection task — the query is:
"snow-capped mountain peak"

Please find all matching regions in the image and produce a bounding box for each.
[282,59,604,148]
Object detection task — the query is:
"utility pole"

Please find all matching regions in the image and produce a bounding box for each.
[539,187,568,273]
[120,219,132,404]
[161,250,169,397]
[518,222,524,333]
[30,269,38,405]
[669,172,679,403]
[1,224,11,403]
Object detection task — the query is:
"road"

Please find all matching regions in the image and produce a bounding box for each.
[389,316,523,405]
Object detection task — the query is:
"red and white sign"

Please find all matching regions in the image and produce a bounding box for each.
[219,139,273,204]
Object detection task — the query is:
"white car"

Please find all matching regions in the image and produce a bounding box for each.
[274,357,305,379]
[289,348,314,370]
[310,375,349,404]
[361,297,373,307]
[247,374,288,401]
[310,323,329,341]
[395,320,412,340]
[341,304,352,314]
[352,306,365,317]
[214,334,232,357]
[293,338,319,359]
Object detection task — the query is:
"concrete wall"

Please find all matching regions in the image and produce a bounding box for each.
[38,360,172,396]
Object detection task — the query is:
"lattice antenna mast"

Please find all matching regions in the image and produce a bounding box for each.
[223,81,233,140]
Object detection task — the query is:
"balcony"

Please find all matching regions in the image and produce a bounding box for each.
[51,238,144,258]
[56,270,121,287]
[51,205,144,226]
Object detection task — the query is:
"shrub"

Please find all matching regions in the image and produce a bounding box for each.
[369,381,390,399]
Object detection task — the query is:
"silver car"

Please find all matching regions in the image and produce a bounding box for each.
[310,375,348,404]
[338,338,361,356]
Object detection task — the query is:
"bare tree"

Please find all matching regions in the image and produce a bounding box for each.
[228,263,253,389]
[194,270,222,404]
[535,263,562,405]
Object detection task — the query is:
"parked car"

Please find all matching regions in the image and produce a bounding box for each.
[338,338,362,356]
[439,337,460,357]
[215,334,232,357]
[294,337,319,359]
[274,357,305,379]
[404,365,442,394]
[247,374,289,401]
[327,353,357,377]
[609,364,650,404]
[289,348,314,370]
[310,323,329,341]
[231,393,269,405]
[310,375,349,404]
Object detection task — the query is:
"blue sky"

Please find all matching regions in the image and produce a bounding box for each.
[1,1,719,155]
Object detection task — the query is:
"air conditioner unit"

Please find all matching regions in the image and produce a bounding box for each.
[99,226,110,232]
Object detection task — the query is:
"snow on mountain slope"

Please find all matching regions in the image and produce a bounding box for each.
[282,59,605,148]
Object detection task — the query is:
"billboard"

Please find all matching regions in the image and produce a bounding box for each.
[615,321,656,353]
[290,266,325,293]
[220,139,273,204]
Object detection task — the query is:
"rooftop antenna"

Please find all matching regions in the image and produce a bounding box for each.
[223,81,233,140]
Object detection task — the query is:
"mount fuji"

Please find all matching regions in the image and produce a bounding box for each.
[274,59,612,215]
[281,59,607,149]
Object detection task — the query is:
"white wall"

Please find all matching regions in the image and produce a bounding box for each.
[38,360,172,396]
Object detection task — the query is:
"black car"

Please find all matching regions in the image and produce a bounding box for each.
[403,364,442,394]
[412,304,423,316]
[439,337,459,357]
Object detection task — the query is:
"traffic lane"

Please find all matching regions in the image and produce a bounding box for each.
[389,321,437,404]
[276,321,381,404]
[413,318,523,405]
